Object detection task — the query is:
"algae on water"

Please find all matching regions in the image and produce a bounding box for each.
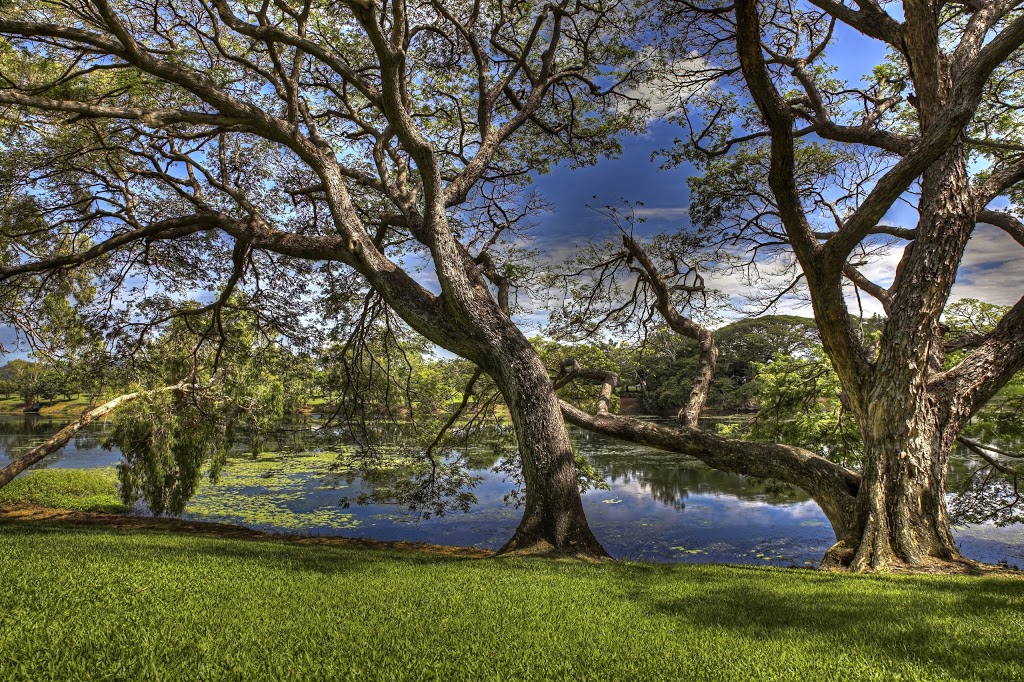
[184,451,360,531]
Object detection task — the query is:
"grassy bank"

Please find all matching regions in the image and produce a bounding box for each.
[1,520,1022,681]
[0,469,125,513]
[0,396,95,417]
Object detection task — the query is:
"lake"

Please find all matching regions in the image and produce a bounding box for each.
[2,414,1022,567]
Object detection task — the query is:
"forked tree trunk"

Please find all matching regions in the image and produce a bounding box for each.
[488,337,609,558]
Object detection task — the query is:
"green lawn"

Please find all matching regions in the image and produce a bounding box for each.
[998,382,1024,398]
[1,521,1022,681]
[0,469,125,514]
[0,396,95,417]
[0,397,25,414]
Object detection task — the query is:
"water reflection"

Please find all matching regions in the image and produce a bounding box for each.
[2,415,1021,567]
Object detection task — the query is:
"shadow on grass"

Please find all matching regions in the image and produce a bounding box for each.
[613,562,1024,678]
[0,517,489,575]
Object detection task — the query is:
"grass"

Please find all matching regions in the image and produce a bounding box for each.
[0,521,1022,681]
[0,396,95,417]
[0,469,125,514]
[998,383,1024,398]
[0,397,26,414]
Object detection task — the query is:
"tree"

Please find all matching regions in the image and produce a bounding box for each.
[557,0,1024,570]
[0,359,44,404]
[0,0,648,556]
[633,315,821,414]
[549,205,725,427]
[0,383,188,490]
[0,361,19,399]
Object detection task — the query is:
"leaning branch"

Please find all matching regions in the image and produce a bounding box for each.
[933,294,1024,418]
[0,382,189,490]
[957,436,1024,477]
[620,236,718,427]
[978,209,1024,249]
[559,401,861,541]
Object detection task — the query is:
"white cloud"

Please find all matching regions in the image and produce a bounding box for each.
[618,55,708,120]
[951,224,1024,306]
[633,206,690,220]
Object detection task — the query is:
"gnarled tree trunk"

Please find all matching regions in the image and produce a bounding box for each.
[848,424,958,570]
[559,402,861,555]
[841,142,974,570]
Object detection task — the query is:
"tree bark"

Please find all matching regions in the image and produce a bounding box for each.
[840,137,975,570]
[847,413,960,570]
[489,336,609,557]
[679,329,718,428]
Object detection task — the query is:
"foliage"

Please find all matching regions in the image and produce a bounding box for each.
[0,360,47,404]
[635,316,820,415]
[2,522,1023,681]
[738,348,862,466]
[108,391,227,517]
[533,337,636,412]
[950,398,1024,527]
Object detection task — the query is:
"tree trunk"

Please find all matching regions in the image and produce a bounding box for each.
[559,401,861,555]
[844,404,960,571]
[488,337,609,558]
[839,140,973,571]
[679,329,718,428]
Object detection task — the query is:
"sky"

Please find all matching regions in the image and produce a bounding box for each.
[520,117,1024,323]
[3,22,1023,360]
[513,23,1023,329]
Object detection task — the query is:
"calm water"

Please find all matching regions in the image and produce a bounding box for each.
[2,414,1022,567]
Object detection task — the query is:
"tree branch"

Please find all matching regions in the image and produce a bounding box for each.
[560,401,860,541]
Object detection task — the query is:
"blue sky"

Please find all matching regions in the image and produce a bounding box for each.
[516,26,1022,326]
[515,116,1024,333]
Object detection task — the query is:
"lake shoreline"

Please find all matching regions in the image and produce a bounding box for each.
[0,502,494,559]
[3,502,1021,578]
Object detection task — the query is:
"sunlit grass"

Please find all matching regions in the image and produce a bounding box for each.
[1,520,1021,681]
[997,383,1024,398]
[0,469,125,513]
[0,397,27,414]
[0,396,97,417]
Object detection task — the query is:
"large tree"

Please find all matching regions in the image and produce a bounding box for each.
[556,0,1024,570]
[0,0,648,555]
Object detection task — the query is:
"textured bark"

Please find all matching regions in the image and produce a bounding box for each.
[679,329,719,427]
[845,141,975,570]
[0,384,184,490]
[487,338,607,557]
[848,416,959,570]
